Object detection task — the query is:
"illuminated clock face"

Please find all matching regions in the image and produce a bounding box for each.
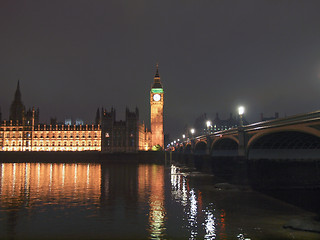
[153,94,161,101]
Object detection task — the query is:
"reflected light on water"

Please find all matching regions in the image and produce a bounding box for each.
[189,189,198,239]
[138,164,166,240]
[0,163,101,207]
[204,209,216,239]
[170,164,219,240]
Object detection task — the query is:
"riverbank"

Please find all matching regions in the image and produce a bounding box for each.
[0,151,165,163]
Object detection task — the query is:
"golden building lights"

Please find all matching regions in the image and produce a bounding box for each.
[0,121,101,152]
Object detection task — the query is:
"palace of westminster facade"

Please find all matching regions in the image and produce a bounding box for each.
[0,67,164,152]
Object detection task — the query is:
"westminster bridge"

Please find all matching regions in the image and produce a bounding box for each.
[173,110,320,160]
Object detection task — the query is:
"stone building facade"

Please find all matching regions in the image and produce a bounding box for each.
[0,65,163,152]
[0,120,101,152]
[99,107,148,152]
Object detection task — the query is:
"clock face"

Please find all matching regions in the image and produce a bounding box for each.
[153,94,161,101]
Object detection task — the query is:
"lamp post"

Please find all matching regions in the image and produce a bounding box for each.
[190,128,195,138]
[238,106,245,127]
[206,120,212,135]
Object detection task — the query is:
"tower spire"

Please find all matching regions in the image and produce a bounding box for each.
[9,80,25,122]
[154,63,160,78]
[152,63,162,88]
[15,80,21,101]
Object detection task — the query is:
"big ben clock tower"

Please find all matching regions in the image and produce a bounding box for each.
[150,64,164,148]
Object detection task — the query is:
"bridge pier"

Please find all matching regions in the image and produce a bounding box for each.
[206,136,213,155]
[238,128,247,158]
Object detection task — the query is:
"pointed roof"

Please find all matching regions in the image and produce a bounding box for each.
[152,63,163,89]
[154,63,160,78]
[9,80,25,122]
[15,80,21,100]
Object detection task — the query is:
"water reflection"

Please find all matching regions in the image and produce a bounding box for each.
[0,162,101,239]
[138,165,166,239]
[170,165,217,240]
[0,162,312,239]
[0,163,101,207]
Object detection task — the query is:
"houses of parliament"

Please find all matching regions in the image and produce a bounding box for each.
[0,67,164,152]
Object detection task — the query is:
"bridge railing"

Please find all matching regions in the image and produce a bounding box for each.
[178,110,320,145]
[244,110,320,132]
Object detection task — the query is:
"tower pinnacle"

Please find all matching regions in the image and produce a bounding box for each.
[15,80,21,101]
[155,63,160,78]
[152,63,162,88]
[10,80,25,122]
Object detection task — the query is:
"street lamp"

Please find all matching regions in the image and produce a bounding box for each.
[182,134,185,139]
[206,120,212,134]
[190,128,195,138]
[238,106,245,126]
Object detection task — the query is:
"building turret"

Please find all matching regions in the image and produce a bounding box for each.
[9,81,25,123]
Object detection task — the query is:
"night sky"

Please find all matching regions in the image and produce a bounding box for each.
[1,0,320,138]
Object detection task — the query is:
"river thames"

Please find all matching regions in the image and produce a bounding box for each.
[0,161,319,240]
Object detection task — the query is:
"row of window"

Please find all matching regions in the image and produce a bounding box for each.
[3,141,99,147]
[1,147,101,151]
[33,134,99,138]
[0,134,100,138]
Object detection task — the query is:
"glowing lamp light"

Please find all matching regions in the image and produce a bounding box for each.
[182,134,185,139]
[206,120,212,128]
[190,128,195,134]
[238,106,245,115]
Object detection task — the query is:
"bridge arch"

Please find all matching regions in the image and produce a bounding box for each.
[247,125,320,148]
[194,140,207,155]
[210,136,239,157]
[184,143,192,154]
[248,130,320,159]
